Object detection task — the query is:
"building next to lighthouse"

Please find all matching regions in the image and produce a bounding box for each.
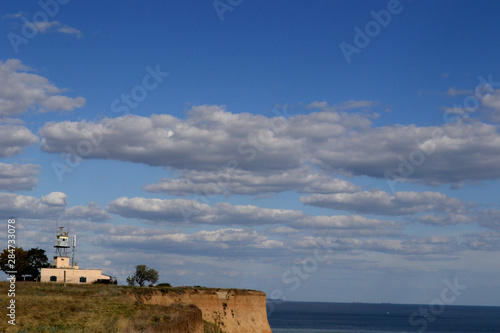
[40,227,115,284]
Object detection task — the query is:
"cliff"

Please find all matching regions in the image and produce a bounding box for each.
[0,282,271,333]
[132,288,273,333]
[153,303,205,333]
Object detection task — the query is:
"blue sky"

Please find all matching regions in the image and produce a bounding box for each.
[1,0,500,306]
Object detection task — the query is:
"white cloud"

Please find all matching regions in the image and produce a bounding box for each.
[106,197,212,223]
[440,106,471,115]
[313,122,500,185]
[93,227,285,257]
[482,90,500,110]
[481,89,500,122]
[41,192,68,206]
[41,95,85,112]
[0,59,86,116]
[145,166,359,196]
[0,162,40,191]
[292,235,459,256]
[0,118,25,125]
[413,213,473,226]
[63,202,113,222]
[3,12,25,19]
[106,196,401,237]
[0,192,67,219]
[4,12,83,38]
[38,103,500,186]
[55,25,83,37]
[0,125,38,158]
[477,209,500,232]
[40,107,303,171]
[30,21,83,38]
[293,215,399,230]
[306,99,377,111]
[446,87,473,97]
[301,190,465,216]
[462,232,500,251]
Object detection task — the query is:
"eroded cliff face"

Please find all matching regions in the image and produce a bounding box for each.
[152,304,204,333]
[133,288,272,333]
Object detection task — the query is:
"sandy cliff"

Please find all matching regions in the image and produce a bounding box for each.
[153,304,204,333]
[133,288,272,333]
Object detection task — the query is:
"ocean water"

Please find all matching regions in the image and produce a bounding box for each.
[267,302,500,333]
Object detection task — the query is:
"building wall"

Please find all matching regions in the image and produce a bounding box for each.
[53,256,74,268]
[40,268,111,284]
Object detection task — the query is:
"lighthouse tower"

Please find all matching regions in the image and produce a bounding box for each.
[53,227,78,269]
[41,226,114,284]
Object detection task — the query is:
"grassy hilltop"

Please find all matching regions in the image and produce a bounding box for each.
[0,281,226,333]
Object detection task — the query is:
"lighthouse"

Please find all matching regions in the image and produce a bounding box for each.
[40,226,115,284]
[52,227,78,269]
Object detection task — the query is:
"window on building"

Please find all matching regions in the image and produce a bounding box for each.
[50,276,57,282]
[80,277,87,283]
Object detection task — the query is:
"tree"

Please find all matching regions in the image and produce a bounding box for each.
[127,265,159,286]
[0,247,29,280]
[0,247,50,280]
[27,248,50,280]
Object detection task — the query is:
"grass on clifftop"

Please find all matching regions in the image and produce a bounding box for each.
[0,282,229,332]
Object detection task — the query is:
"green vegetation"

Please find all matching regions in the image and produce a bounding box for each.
[203,320,227,333]
[0,247,49,280]
[126,264,159,287]
[0,282,232,332]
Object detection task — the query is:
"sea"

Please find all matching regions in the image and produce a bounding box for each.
[267,301,500,333]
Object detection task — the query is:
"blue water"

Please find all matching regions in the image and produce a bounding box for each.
[267,302,500,333]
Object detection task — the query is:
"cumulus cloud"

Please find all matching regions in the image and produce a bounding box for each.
[313,122,500,185]
[300,190,466,216]
[0,162,40,191]
[476,209,500,231]
[93,227,285,257]
[413,213,473,226]
[481,89,500,122]
[0,125,38,157]
[106,196,401,238]
[63,202,113,222]
[40,106,304,171]
[293,215,400,230]
[0,118,25,125]
[107,196,303,225]
[0,192,67,219]
[292,235,459,256]
[106,197,212,223]
[144,166,360,196]
[39,103,500,186]
[462,232,500,251]
[0,59,85,116]
[481,90,500,110]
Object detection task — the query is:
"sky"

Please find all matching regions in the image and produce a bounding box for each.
[1,0,500,306]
